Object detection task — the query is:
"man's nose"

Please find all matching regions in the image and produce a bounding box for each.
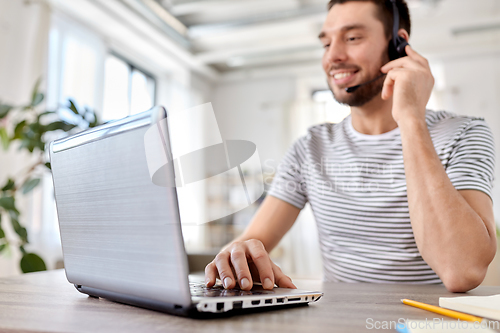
[324,40,348,64]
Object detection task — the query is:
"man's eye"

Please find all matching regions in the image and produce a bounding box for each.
[347,37,361,42]
[323,44,330,49]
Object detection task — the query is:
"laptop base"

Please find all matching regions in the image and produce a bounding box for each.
[75,284,313,318]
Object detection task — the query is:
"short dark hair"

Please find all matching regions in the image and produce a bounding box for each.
[327,0,411,38]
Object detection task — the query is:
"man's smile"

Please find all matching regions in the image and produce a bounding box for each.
[329,69,360,86]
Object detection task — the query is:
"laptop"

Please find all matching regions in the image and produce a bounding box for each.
[49,106,323,317]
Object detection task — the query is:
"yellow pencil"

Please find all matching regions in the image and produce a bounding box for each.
[401,299,483,322]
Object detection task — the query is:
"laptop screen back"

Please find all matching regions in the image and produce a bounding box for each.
[49,108,191,307]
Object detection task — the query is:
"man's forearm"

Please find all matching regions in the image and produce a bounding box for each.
[399,115,496,291]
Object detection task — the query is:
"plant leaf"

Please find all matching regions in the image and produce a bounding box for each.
[0,104,13,119]
[68,100,79,115]
[9,214,27,243]
[89,112,100,128]
[37,110,54,120]
[45,162,51,170]
[13,120,26,139]
[19,138,36,152]
[36,140,45,152]
[0,244,6,253]
[0,196,16,211]
[20,253,47,273]
[0,127,9,150]
[28,122,41,133]
[5,204,20,221]
[44,121,75,132]
[1,178,15,191]
[31,78,42,104]
[21,178,40,194]
[31,93,44,107]
[0,215,4,239]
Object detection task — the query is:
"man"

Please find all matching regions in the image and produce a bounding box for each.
[205,0,496,293]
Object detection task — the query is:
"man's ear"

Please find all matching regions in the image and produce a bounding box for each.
[398,28,410,42]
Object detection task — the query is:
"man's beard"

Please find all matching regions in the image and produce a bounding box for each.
[329,74,384,107]
[328,55,388,107]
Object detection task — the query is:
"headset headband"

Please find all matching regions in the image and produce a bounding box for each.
[390,0,400,45]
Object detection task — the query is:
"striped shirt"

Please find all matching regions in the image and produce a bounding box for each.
[268,110,495,284]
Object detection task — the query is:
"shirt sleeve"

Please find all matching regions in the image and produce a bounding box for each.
[446,118,495,199]
[267,138,308,209]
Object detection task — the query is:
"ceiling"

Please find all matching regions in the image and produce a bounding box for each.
[120,0,500,74]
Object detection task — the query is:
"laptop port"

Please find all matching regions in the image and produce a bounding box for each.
[217,302,224,311]
[233,301,243,309]
[288,297,300,302]
[265,299,272,304]
[251,300,260,305]
[277,298,284,303]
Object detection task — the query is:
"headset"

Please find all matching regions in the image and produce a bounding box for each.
[346,0,409,93]
[388,0,409,60]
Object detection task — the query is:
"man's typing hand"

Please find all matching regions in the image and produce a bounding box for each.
[204,239,297,291]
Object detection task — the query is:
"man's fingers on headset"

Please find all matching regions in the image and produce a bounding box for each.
[246,240,275,290]
[272,262,297,289]
[381,71,397,100]
[214,251,237,289]
[229,247,254,291]
[381,57,422,73]
[405,45,429,68]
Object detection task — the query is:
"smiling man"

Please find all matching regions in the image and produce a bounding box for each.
[205,0,497,293]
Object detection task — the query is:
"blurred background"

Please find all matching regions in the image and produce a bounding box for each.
[1,0,500,283]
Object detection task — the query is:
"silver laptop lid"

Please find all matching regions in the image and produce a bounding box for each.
[49,106,192,308]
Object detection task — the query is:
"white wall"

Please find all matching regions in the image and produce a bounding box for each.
[0,0,49,103]
[436,53,500,220]
[212,76,295,164]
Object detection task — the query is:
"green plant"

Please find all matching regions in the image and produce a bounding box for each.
[0,79,100,273]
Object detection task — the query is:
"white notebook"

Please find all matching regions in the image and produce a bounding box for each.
[439,294,500,321]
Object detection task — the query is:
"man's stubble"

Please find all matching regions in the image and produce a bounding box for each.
[329,52,389,107]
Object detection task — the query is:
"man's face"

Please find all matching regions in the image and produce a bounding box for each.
[319,2,390,107]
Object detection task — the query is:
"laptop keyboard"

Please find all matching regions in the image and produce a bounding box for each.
[189,282,276,297]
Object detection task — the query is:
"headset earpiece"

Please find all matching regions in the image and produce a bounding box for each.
[395,36,409,58]
[388,0,409,60]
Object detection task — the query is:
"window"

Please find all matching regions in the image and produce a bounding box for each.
[60,37,99,111]
[47,13,106,115]
[102,54,156,121]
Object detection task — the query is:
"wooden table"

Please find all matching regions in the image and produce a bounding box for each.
[1,270,499,333]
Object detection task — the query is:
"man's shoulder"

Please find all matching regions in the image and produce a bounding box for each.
[426,110,491,136]
[299,119,347,144]
[426,110,487,128]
